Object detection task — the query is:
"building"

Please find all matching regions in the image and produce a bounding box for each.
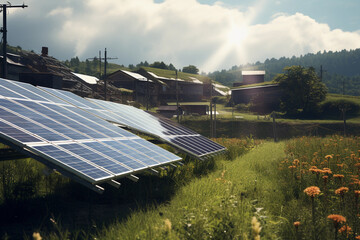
[242,71,265,85]
[232,70,266,87]
[106,69,159,106]
[231,84,281,114]
[0,47,96,96]
[144,71,204,102]
[181,104,209,115]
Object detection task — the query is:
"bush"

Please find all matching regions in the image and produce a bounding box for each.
[320,99,360,119]
[235,103,252,112]
[211,96,228,104]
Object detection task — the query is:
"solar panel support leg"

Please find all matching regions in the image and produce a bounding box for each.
[108,180,121,189]
[127,174,139,182]
[148,168,159,175]
[170,163,177,168]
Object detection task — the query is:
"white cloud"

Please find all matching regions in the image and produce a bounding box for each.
[47,7,73,17]
[6,0,360,72]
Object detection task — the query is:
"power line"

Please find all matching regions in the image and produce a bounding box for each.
[87,48,117,100]
[0,2,28,78]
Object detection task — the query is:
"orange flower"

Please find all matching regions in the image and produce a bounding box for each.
[293,159,300,165]
[293,221,301,228]
[288,165,296,169]
[328,214,346,229]
[304,186,321,198]
[333,174,344,179]
[355,190,360,198]
[335,187,349,196]
[356,236,360,240]
[325,154,333,159]
[322,175,328,183]
[337,164,344,168]
[338,225,352,236]
[322,168,332,175]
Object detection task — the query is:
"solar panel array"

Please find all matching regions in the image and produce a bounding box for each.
[40,87,226,159]
[0,78,181,192]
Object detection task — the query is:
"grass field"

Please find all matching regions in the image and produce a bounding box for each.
[2,135,360,239]
[95,136,360,239]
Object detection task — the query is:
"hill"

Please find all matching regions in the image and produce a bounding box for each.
[209,48,360,96]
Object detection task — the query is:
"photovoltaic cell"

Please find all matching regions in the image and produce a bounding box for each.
[0,78,182,190]
[33,144,113,182]
[37,86,225,159]
[88,98,226,158]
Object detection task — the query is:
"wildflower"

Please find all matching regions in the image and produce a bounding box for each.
[293,159,300,165]
[356,236,360,240]
[251,217,261,240]
[293,221,301,228]
[164,218,172,232]
[338,225,352,237]
[288,165,296,169]
[333,174,344,179]
[337,164,344,168]
[355,190,360,198]
[335,187,349,196]
[322,168,332,175]
[325,154,333,159]
[322,175,328,183]
[328,214,346,228]
[304,186,321,198]
[355,163,360,169]
[32,232,42,240]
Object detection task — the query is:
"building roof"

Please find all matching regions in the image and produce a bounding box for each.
[157,105,178,111]
[122,70,149,82]
[242,70,266,75]
[148,71,184,82]
[232,84,278,91]
[0,56,26,67]
[189,77,203,84]
[72,72,99,85]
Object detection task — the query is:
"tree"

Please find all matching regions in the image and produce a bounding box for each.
[182,65,199,74]
[168,63,176,71]
[274,65,327,116]
[150,61,168,69]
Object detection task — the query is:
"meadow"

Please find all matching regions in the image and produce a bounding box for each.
[2,135,360,239]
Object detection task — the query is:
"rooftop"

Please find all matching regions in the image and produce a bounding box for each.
[242,70,266,76]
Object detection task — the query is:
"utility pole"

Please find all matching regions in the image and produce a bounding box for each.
[319,65,326,82]
[0,2,28,79]
[176,70,180,123]
[146,77,149,111]
[88,48,117,100]
[209,81,213,138]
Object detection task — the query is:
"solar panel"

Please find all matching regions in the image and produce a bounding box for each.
[89,99,226,158]
[39,86,225,159]
[0,79,182,192]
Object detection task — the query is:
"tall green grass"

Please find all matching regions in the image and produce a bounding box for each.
[94,141,285,239]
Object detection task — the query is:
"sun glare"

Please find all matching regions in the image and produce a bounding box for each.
[227,25,248,46]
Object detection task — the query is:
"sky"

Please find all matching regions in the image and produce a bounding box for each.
[4,0,360,73]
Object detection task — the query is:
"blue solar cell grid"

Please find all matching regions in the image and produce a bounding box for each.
[87,98,226,158]
[0,79,183,188]
[33,144,113,182]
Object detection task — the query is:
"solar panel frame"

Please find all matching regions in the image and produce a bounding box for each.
[36,88,226,159]
[87,98,226,159]
[0,79,182,191]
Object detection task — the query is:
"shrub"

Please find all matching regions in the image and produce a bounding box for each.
[212,96,228,104]
[320,99,360,119]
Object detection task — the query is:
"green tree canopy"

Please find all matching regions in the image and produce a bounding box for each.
[182,65,199,74]
[274,65,327,116]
